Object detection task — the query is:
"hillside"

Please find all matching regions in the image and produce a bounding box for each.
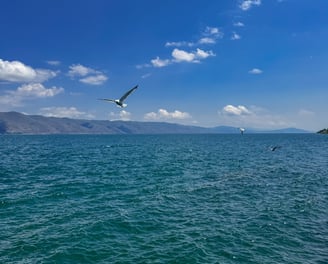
[0,112,208,134]
[0,112,311,135]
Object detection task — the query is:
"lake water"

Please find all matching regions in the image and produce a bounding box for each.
[1,134,327,263]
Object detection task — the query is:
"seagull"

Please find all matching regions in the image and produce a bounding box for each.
[98,85,138,108]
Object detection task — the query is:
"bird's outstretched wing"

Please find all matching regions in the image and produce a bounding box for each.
[119,85,138,102]
[98,98,116,102]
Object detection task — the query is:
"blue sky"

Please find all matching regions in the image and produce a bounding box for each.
[0,0,327,131]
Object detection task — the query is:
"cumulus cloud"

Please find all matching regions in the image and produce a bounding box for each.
[13,83,64,98]
[0,58,57,83]
[219,104,290,129]
[172,49,196,62]
[68,64,97,77]
[222,105,252,116]
[141,26,219,69]
[198,27,223,44]
[203,26,222,37]
[33,69,57,82]
[68,64,108,85]
[40,106,94,119]
[198,37,216,44]
[149,48,215,68]
[109,110,131,121]
[234,22,245,27]
[0,83,64,107]
[144,109,192,120]
[248,68,263,74]
[165,26,222,48]
[151,57,171,68]
[239,0,262,11]
[79,74,108,85]
[172,48,215,63]
[231,32,241,40]
[195,48,215,59]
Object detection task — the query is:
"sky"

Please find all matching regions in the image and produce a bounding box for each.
[0,0,327,131]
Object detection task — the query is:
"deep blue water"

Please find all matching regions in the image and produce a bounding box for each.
[1,134,328,263]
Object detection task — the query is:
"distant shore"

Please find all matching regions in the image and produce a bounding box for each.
[0,111,311,135]
[317,128,328,134]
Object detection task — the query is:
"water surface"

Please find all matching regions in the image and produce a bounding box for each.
[1,134,327,263]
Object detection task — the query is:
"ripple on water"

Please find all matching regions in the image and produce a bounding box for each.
[1,134,328,263]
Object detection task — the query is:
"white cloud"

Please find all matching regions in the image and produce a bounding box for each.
[165,38,217,47]
[144,112,157,120]
[149,48,215,68]
[198,37,216,44]
[249,68,263,74]
[199,27,223,44]
[142,26,218,69]
[0,58,57,83]
[79,74,108,85]
[151,57,171,68]
[46,60,61,66]
[68,64,97,77]
[68,64,108,85]
[195,48,215,59]
[165,41,194,47]
[172,49,196,62]
[222,105,252,116]
[33,69,57,82]
[119,110,131,120]
[172,48,215,63]
[13,83,64,98]
[239,0,261,11]
[0,83,64,107]
[165,26,222,48]
[144,108,192,120]
[109,110,131,121]
[234,22,245,27]
[40,106,94,119]
[219,104,291,129]
[203,26,220,37]
[231,32,241,40]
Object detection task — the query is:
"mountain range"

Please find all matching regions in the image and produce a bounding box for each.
[0,112,311,135]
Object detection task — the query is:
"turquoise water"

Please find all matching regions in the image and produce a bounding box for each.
[1,134,327,263]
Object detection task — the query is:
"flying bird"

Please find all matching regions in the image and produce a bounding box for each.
[98,85,138,108]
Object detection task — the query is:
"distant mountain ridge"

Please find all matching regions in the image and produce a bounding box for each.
[0,112,311,135]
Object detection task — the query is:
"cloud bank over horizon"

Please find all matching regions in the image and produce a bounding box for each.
[144,109,192,121]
